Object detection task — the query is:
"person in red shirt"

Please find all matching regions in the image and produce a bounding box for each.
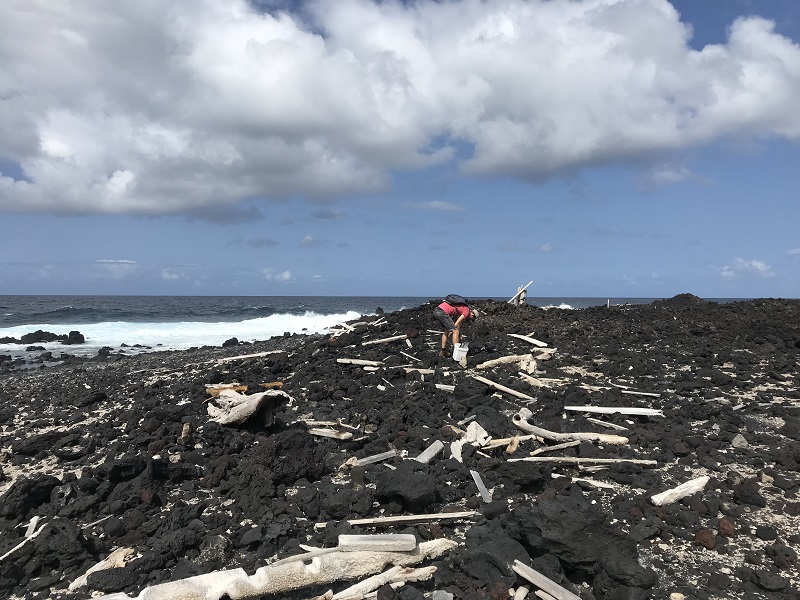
[433,299,478,357]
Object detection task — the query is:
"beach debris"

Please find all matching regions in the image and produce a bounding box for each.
[508,456,658,466]
[206,388,290,426]
[316,511,479,530]
[471,374,537,402]
[205,383,248,396]
[650,475,711,506]
[69,547,134,591]
[362,334,410,346]
[476,353,537,373]
[512,560,581,600]
[94,539,456,600]
[469,469,493,503]
[507,333,549,347]
[513,408,629,445]
[563,405,664,417]
[412,440,444,464]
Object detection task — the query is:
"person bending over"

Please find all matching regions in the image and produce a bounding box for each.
[433,298,478,357]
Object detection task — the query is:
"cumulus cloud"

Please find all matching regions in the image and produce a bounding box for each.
[721,258,776,279]
[1,0,799,216]
[788,248,800,256]
[262,267,293,281]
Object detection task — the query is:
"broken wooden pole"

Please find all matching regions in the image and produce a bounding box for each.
[337,358,383,367]
[507,456,657,466]
[338,534,417,553]
[508,333,548,347]
[563,406,664,417]
[470,470,493,503]
[471,375,536,402]
[413,440,444,464]
[335,511,478,528]
[512,560,581,600]
[508,281,533,304]
[530,440,581,456]
[650,475,710,506]
[353,450,400,467]
[363,334,408,346]
[585,417,629,431]
[513,408,628,445]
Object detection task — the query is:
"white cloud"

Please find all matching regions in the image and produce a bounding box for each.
[1,0,799,215]
[95,259,141,279]
[409,200,464,211]
[161,268,184,280]
[540,242,554,253]
[788,248,800,256]
[721,257,776,279]
[262,267,293,281]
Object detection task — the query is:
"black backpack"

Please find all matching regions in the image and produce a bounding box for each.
[444,294,469,307]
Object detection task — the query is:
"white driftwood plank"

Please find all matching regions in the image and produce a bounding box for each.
[413,440,444,464]
[585,417,629,431]
[363,334,408,346]
[650,476,710,506]
[338,534,417,552]
[512,561,581,600]
[470,470,493,503]
[507,456,657,466]
[508,333,549,347]
[337,358,384,366]
[471,375,536,402]
[563,405,663,417]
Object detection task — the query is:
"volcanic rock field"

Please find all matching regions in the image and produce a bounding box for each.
[1,295,799,599]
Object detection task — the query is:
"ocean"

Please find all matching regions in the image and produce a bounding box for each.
[0,295,705,362]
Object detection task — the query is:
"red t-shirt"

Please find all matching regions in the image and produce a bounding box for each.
[439,301,470,319]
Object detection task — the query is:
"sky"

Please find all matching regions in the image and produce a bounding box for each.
[1,0,799,299]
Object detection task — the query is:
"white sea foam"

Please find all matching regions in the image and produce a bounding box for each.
[0,310,363,357]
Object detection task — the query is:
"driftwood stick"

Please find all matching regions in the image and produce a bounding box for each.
[507,457,657,466]
[483,434,539,449]
[470,470,493,503]
[338,358,383,367]
[308,428,353,440]
[95,540,456,600]
[585,417,629,431]
[513,408,628,445]
[650,476,710,506]
[471,375,536,402]
[513,584,531,600]
[512,561,581,600]
[363,334,408,346]
[338,535,417,553]
[620,390,661,397]
[413,440,444,464]
[563,406,663,417]
[331,566,436,599]
[333,512,478,528]
[508,333,548,347]
[530,440,581,456]
[400,351,421,362]
[354,450,400,467]
[508,281,533,303]
[216,350,285,364]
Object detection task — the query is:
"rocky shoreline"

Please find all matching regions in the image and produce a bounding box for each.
[0,295,798,599]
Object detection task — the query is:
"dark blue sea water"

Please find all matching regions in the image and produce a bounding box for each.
[0,295,724,360]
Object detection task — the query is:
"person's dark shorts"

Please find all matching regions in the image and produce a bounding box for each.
[434,306,455,331]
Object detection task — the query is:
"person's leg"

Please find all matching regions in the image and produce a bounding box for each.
[452,328,460,346]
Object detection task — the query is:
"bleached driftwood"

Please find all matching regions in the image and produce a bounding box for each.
[530,440,581,456]
[512,561,581,600]
[363,334,408,346]
[338,535,417,553]
[483,434,538,450]
[464,421,490,445]
[551,473,617,490]
[585,417,629,431]
[338,358,383,367]
[206,383,248,396]
[69,547,134,590]
[413,440,444,464]
[508,333,548,347]
[471,375,536,402]
[216,350,285,364]
[401,351,421,362]
[513,408,628,445]
[207,389,291,426]
[563,406,663,417]
[476,354,535,370]
[470,470,492,503]
[508,457,657,466]
[334,511,478,528]
[0,520,47,562]
[353,450,400,467]
[330,566,436,599]
[308,428,354,440]
[518,373,564,388]
[513,584,531,600]
[435,384,456,392]
[508,281,533,304]
[95,540,456,600]
[402,368,435,375]
[620,390,661,397]
[650,476,710,506]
